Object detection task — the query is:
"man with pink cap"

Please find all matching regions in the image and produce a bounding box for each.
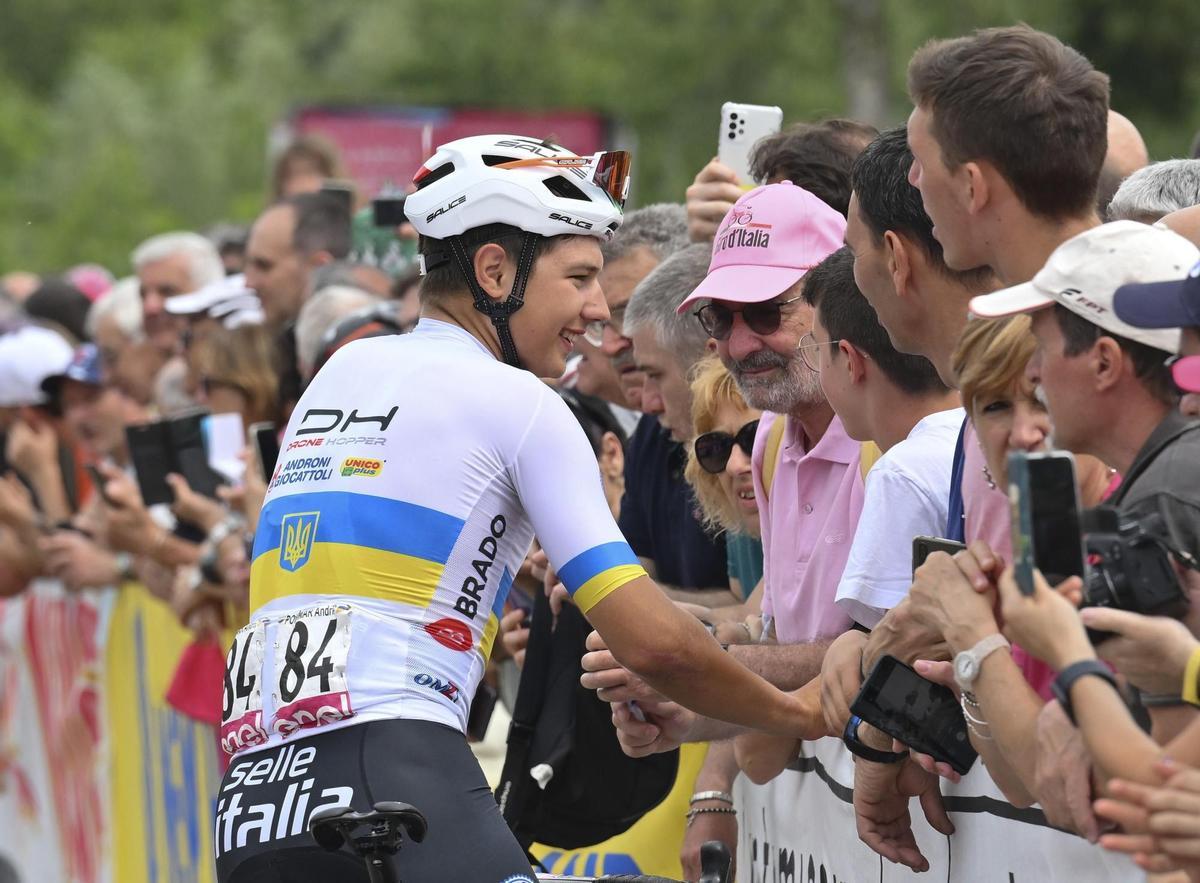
[591,183,864,756]
[677,181,860,651]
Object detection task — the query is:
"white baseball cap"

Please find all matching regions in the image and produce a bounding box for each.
[968,221,1200,354]
[0,325,75,407]
[165,273,254,316]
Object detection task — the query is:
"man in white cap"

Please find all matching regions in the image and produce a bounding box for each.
[970,221,1200,522]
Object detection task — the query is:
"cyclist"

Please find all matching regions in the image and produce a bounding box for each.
[215,135,812,883]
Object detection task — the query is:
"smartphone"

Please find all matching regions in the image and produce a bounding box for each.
[718,102,783,185]
[851,655,978,776]
[1008,450,1085,596]
[169,412,223,499]
[372,195,408,228]
[249,421,279,480]
[911,536,967,574]
[126,422,174,506]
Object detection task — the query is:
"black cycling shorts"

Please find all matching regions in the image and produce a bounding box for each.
[214,718,535,883]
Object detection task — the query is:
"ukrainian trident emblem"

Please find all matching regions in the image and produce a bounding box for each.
[280,512,319,572]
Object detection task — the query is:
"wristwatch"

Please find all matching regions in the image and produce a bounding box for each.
[1052,659,1118,726]
[842,715,908,764]
[953,633,1011,693]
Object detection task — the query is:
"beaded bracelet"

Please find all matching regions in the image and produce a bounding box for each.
[686,806,736,827]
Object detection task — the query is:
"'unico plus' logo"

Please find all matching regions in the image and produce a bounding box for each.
[340,457,384,478]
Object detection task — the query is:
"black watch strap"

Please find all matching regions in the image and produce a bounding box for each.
[842,715,908,764]
[1052,660,1117,726]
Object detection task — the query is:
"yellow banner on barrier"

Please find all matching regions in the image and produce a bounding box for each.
[106,583,223,883]
[533,742,708,879]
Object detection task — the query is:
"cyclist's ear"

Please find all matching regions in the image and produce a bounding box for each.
[472,242,513,301]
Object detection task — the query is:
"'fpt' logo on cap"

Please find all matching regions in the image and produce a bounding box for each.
[1058,288,1109,316]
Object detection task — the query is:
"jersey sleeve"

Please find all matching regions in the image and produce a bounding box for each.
[511,389,647,613]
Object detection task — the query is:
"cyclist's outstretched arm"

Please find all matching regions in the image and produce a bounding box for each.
[585,577,814,737]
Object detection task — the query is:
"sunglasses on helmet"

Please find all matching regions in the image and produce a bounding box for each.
[694,295,805,341]
[498,150,632,208]
[693,419,760,474]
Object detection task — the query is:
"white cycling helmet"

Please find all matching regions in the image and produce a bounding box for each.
[404,134,632,369]
[404,134,628,242]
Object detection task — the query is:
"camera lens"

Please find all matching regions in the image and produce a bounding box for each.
[728,133,736,140]
[729,122,737,131]
[730,112,739,120]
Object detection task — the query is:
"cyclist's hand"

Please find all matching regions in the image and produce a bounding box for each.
[611,697,695,757]
[686,158,743,243]
[581,629,667,704]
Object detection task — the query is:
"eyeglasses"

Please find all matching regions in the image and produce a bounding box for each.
[693,419,760,474]
[497,150,632,208]
[694,295,805,341]
[797,332,842,373]
[1165,353,1200,395]
[583,305,627,347]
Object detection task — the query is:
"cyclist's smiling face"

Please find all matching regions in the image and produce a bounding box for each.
[510,236,607,378]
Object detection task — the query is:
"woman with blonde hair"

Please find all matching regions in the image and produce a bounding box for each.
[188,322,283,429]
[684,356,764,610]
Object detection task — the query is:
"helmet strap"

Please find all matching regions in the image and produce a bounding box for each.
[447,232,540,370]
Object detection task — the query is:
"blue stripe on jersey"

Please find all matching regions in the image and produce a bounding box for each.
[490,566,514,619]
[557,541,641,596]
[252,490,465,564]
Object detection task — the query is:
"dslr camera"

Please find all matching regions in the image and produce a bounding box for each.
[1081,505,1190,641]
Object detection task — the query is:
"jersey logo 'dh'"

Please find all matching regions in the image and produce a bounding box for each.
[281,512,319,572]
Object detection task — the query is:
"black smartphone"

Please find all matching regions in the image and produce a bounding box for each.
[371,195,408,227]
[1008,450,1085,595]
[911,536,967,575]
[249,421,279,480]
[126,422,174,506]
[168,412,222,499]
[851,655,978,776]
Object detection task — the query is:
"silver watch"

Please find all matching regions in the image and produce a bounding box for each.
[953,633,1010,692]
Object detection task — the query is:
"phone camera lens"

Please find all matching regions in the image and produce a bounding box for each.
[730,112,739,120]
[728,122,737,131]
[728,133,736,140]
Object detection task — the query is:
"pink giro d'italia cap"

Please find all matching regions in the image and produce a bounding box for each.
[676,181,846,314]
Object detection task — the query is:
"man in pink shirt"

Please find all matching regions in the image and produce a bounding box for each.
[680,181,861,648]
[584,183,859,759]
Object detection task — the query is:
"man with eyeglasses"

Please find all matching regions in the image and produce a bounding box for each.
[587,183,865,753]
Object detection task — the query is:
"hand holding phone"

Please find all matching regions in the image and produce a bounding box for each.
[851,655,977,776]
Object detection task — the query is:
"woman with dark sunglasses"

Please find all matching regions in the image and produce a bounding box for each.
[683,357,765,633]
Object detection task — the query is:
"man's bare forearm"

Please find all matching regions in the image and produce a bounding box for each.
[728,638,833,690]
[661,585,741,607]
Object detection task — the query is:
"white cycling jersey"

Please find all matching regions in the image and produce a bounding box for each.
[220,319,645,756]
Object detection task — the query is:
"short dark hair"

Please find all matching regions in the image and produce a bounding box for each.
[850,128,993,289]
[1053,304,1175,404]
[907,24,1110,219]
[417,225,569,305]
[283,192,352,259]
[803,248,948,396]
[749,119,880,217]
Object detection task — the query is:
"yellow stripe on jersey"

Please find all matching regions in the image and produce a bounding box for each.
[479,613,501,662]
[250,542,445,609]
[573,563,647,613]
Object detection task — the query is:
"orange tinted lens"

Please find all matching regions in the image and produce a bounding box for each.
[593,151,631,206]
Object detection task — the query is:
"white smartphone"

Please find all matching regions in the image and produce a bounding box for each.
[718,101,784,185]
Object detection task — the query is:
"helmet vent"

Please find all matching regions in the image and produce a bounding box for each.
[481,154,512,167]
[543,175,589,202]
[414,162,454,190]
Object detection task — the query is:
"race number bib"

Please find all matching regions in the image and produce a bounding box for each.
[220,622,267,755]
[271,604,355,738]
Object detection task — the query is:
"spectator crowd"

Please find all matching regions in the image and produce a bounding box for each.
[5,21,1200,883]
